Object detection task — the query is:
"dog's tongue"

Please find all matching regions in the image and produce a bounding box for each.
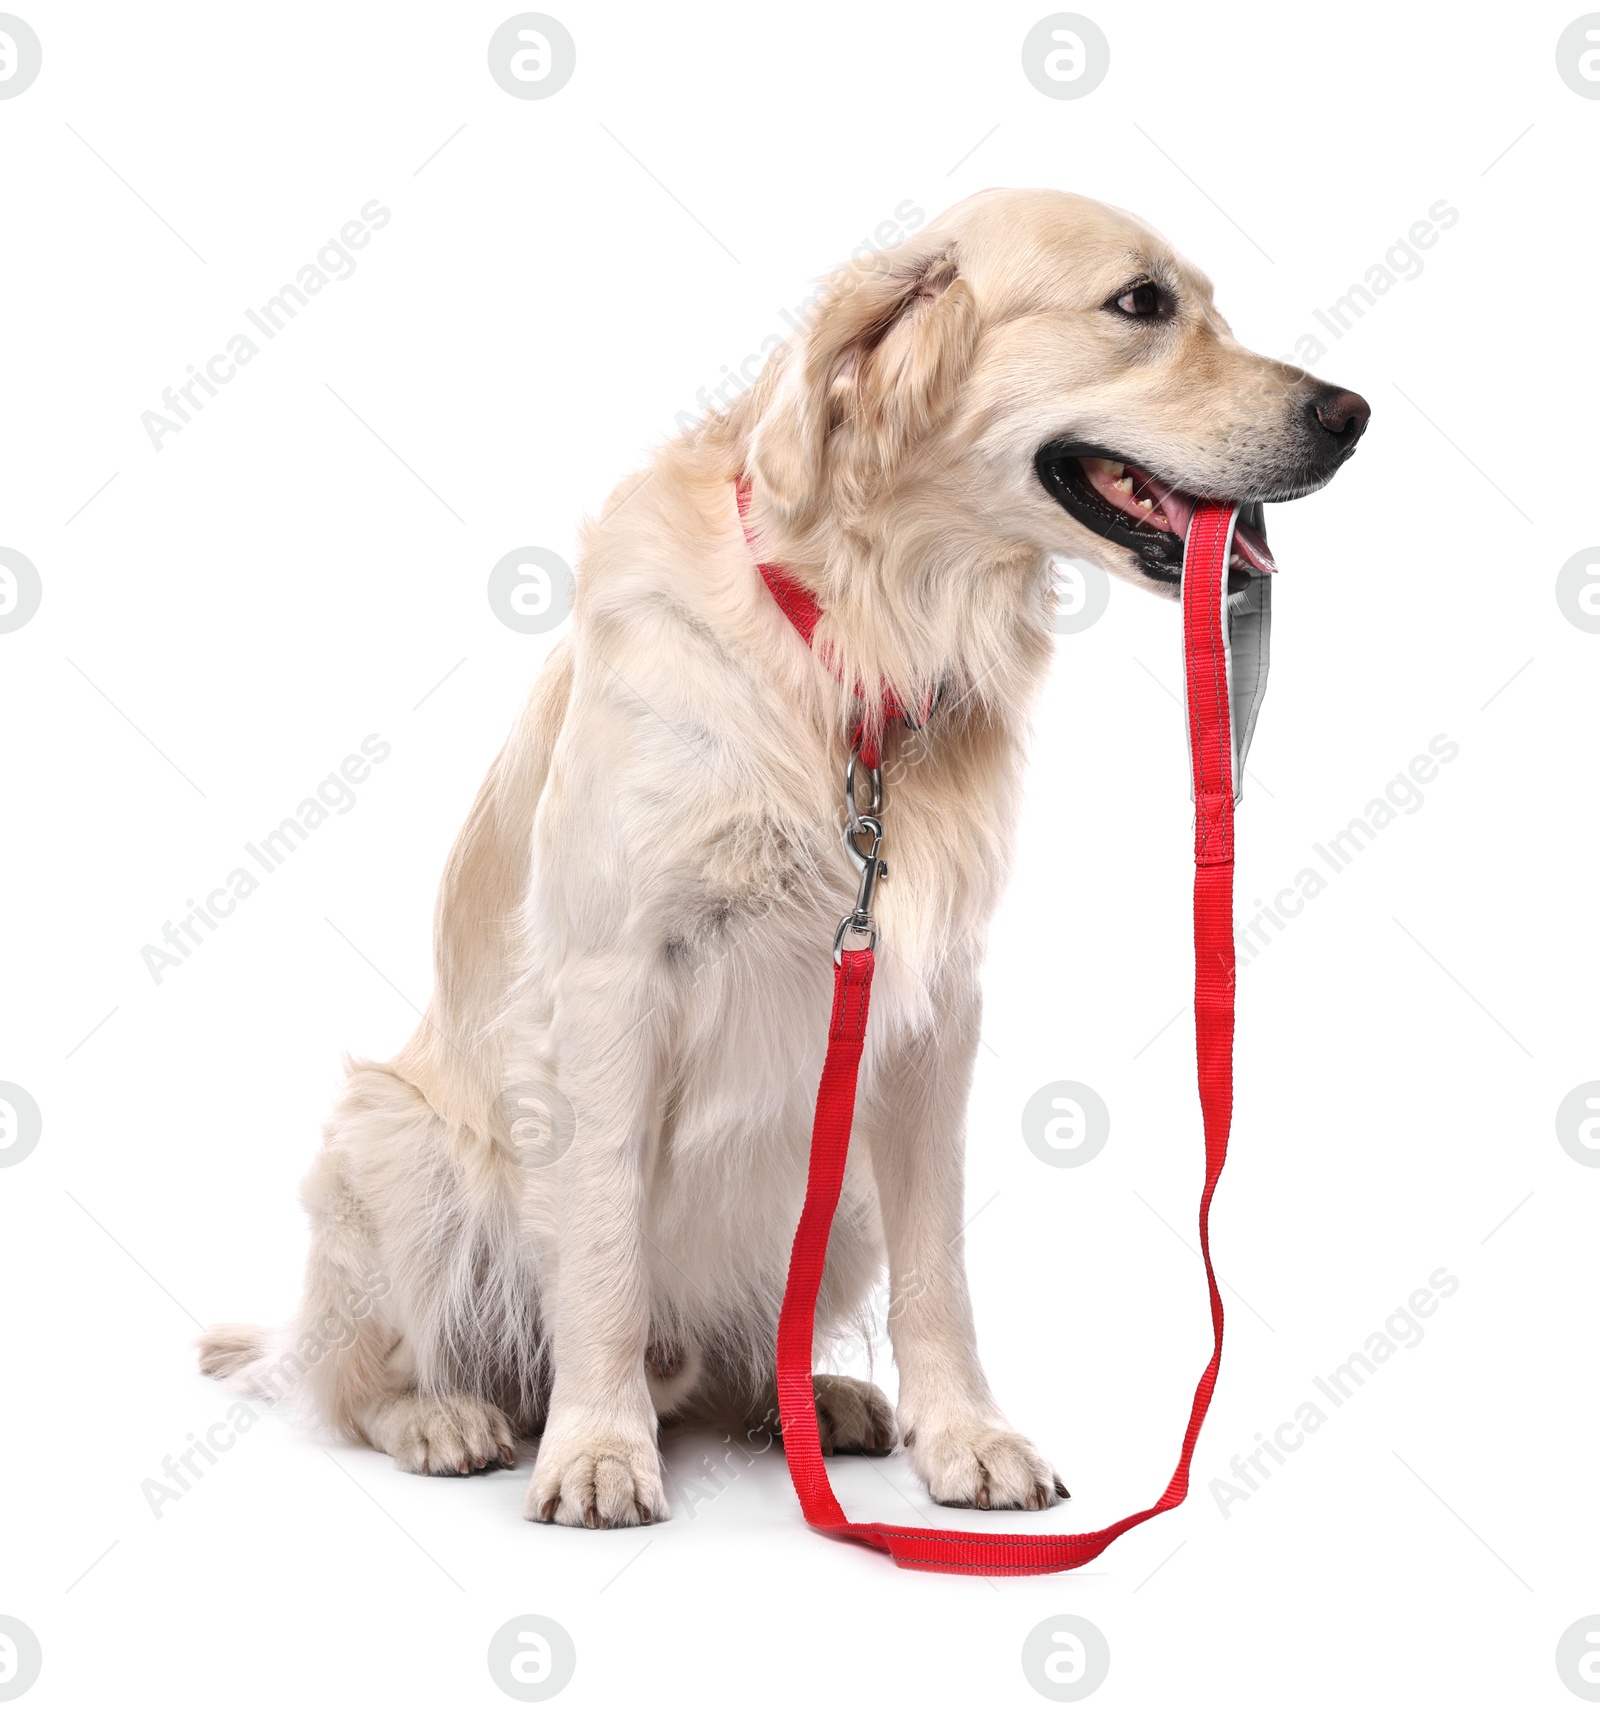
[1230,517,1277,575]
[1146,479,1278,575]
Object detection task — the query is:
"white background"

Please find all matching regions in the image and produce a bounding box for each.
[3,2,1597,1710]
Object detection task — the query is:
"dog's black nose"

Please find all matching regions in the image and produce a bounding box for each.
[1312,388,1371,445]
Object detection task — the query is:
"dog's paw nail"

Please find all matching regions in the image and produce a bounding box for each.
[638,1505,652,1524]
[583,1504,599,1530]
[1054,1478,1071,1499]
[1027,1485,1047,1510]
[538,1497,557,1522]
[458,1460,471,1475]
[976,1484,991,1510]
[902,1429,915,1448]
[499,1446,517,1467]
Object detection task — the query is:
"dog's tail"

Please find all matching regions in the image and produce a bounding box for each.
[197,1322,300,1404]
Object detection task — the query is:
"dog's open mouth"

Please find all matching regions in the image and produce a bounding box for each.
[1035,445,1277,586]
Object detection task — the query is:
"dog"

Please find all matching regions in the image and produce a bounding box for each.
[200,188,1368,1529]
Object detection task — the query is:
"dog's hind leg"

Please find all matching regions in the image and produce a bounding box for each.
[249,1063,519,1473]
[351,1378,518,1475]
[296,1147,518,1473]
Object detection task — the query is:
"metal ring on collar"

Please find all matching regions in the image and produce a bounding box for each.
[845,751,883,830]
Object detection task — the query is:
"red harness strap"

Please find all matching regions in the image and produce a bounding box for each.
[768,497,1241,1573]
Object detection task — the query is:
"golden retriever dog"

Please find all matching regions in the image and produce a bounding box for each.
[200,188,1368,1529]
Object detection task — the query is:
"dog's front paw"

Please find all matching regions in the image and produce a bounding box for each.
[523,1423,668,1529]
[906,1420,1067,1511]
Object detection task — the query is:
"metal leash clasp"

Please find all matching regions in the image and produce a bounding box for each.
[835,751,887,962]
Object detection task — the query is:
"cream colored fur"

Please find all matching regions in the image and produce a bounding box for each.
[201,188,1354,1528]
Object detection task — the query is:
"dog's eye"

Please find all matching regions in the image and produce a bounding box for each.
[1109,282,1168,319]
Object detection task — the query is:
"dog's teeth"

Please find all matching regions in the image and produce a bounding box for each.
[1137,497,1154,511]
[1114,476,1134,494]
[1089,458,1124,478]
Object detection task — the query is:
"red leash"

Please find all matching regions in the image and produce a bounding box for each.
[754,492,1243,1573]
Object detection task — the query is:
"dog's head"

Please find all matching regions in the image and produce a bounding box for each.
[743,188,1369,599]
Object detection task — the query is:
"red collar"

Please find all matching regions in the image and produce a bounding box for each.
[736,477,922,768]
[736,476,826,645]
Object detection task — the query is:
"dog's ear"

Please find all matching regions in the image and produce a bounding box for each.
[750,244,977,524]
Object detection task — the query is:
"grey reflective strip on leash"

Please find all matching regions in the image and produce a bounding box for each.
[1182,504,1272,805]
[1226,568,1271,802]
